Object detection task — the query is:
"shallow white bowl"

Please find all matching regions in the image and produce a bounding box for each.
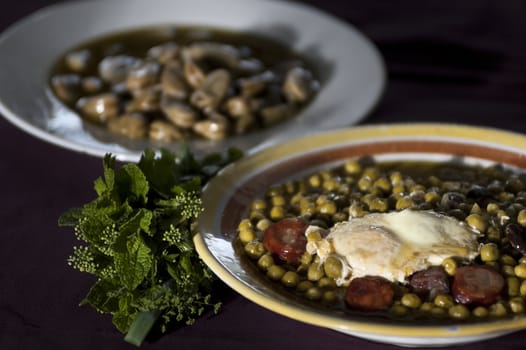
[196,123,526,347]
[0,0,385,162]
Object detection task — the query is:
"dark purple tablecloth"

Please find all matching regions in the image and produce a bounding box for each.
[1,1,526,349]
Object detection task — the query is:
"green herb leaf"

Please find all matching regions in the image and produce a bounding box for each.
[60,147,242,346]
[115,234,152,291]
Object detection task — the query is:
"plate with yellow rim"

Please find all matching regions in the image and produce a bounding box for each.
[0,0,384,162]
[195,123,526,347]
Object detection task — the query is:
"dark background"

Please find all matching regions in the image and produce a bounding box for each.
[1,1,526,349]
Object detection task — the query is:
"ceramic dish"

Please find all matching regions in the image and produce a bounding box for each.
[196,123,526,347]
[0,0,384,162]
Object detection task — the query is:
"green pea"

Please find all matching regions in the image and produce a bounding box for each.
[305,286,322,300]
[297,280,314,293]
[500,254,517,266]
[257,254,274,271]
[315,195,329,206]
[281,271,300,288]
[514,264,526,278]
[322,290,338,305]
[489,302,508,317]
[323,257,343,279]
[283,181,297,194]
[441,257,457,276]
[424,191,440,204]
[290,193,303,206]
[448,305,470,320]
[266,186,283,197]
[368,197,389,212]
[344,160,361,175]
[238,229,255,245]
[299,252,313,266]
[401,293,422,309]
[349,202,368,218]
[308,174,321,188]
[470,203,482,214]
[237,218,253,231]
[518,209,526,227]
[373,177,392,192]
[502,265,516,277]
[486,203,500,214]
[465,213,488,233]
[317,277,337,289]
[250,199,267,211]
[271,195,286,207]
[434,294,454,309]
[307,263,324,282]
[256,218,272,231]
[389,171,403,185]
[395,196,413,210]
[332,211,348,222]
[266,265,286,281]
[362,166,379,180]
[300,203,316,216]
[480,243,500,262]
[419,302,434,312]
[392,184,406,195]
[357,177,373,192]
[249,210,266,222]
[323,179,339,191]
[472,306,488,318]
[520,280,526,296]
[509,297,525,314]
[319,201,337,215]
[269,206,286,220]
[508,277,520,296]
[244,241,265,259]
[389,304,409,317]
[486,226,501,242]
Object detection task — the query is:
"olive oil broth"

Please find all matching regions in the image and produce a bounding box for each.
[50,26,315,78]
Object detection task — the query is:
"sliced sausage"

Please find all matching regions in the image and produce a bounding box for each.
[505,223,526,255]
[409,266,450,299]
[263,218,307,264]
[345,276,394,312]
[452,265,504,306]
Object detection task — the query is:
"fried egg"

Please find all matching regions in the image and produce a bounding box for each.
[306,209,480,285]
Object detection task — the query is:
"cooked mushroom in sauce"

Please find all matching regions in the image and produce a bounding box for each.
[50,26,319,142]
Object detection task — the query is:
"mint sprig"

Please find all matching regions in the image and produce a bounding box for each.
[59,146,242,346]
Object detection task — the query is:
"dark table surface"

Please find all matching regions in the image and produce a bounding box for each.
[1,0,526,349]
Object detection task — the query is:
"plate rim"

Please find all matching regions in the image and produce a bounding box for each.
[0,0,385,162]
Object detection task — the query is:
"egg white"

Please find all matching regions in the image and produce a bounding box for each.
[306,209,480,285]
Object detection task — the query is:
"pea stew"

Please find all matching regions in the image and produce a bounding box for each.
[236,158,526,323]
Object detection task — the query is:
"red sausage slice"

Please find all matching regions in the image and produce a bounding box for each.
[452,265,505,306]
[409,266,450,298]
[345,276,395,311]
[263,218,307,264]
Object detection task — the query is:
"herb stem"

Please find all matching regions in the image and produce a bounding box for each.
[124,309,161,347]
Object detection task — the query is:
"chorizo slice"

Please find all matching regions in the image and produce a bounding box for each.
[409,266,450,298]
[345,276,394,311]
[263,218,307,264]
[452,265,504,306]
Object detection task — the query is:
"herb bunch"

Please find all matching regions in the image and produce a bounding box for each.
[59,147,242,346]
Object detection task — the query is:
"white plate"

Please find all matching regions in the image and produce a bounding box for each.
[0,0,385,162]
[196,124,526,347]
